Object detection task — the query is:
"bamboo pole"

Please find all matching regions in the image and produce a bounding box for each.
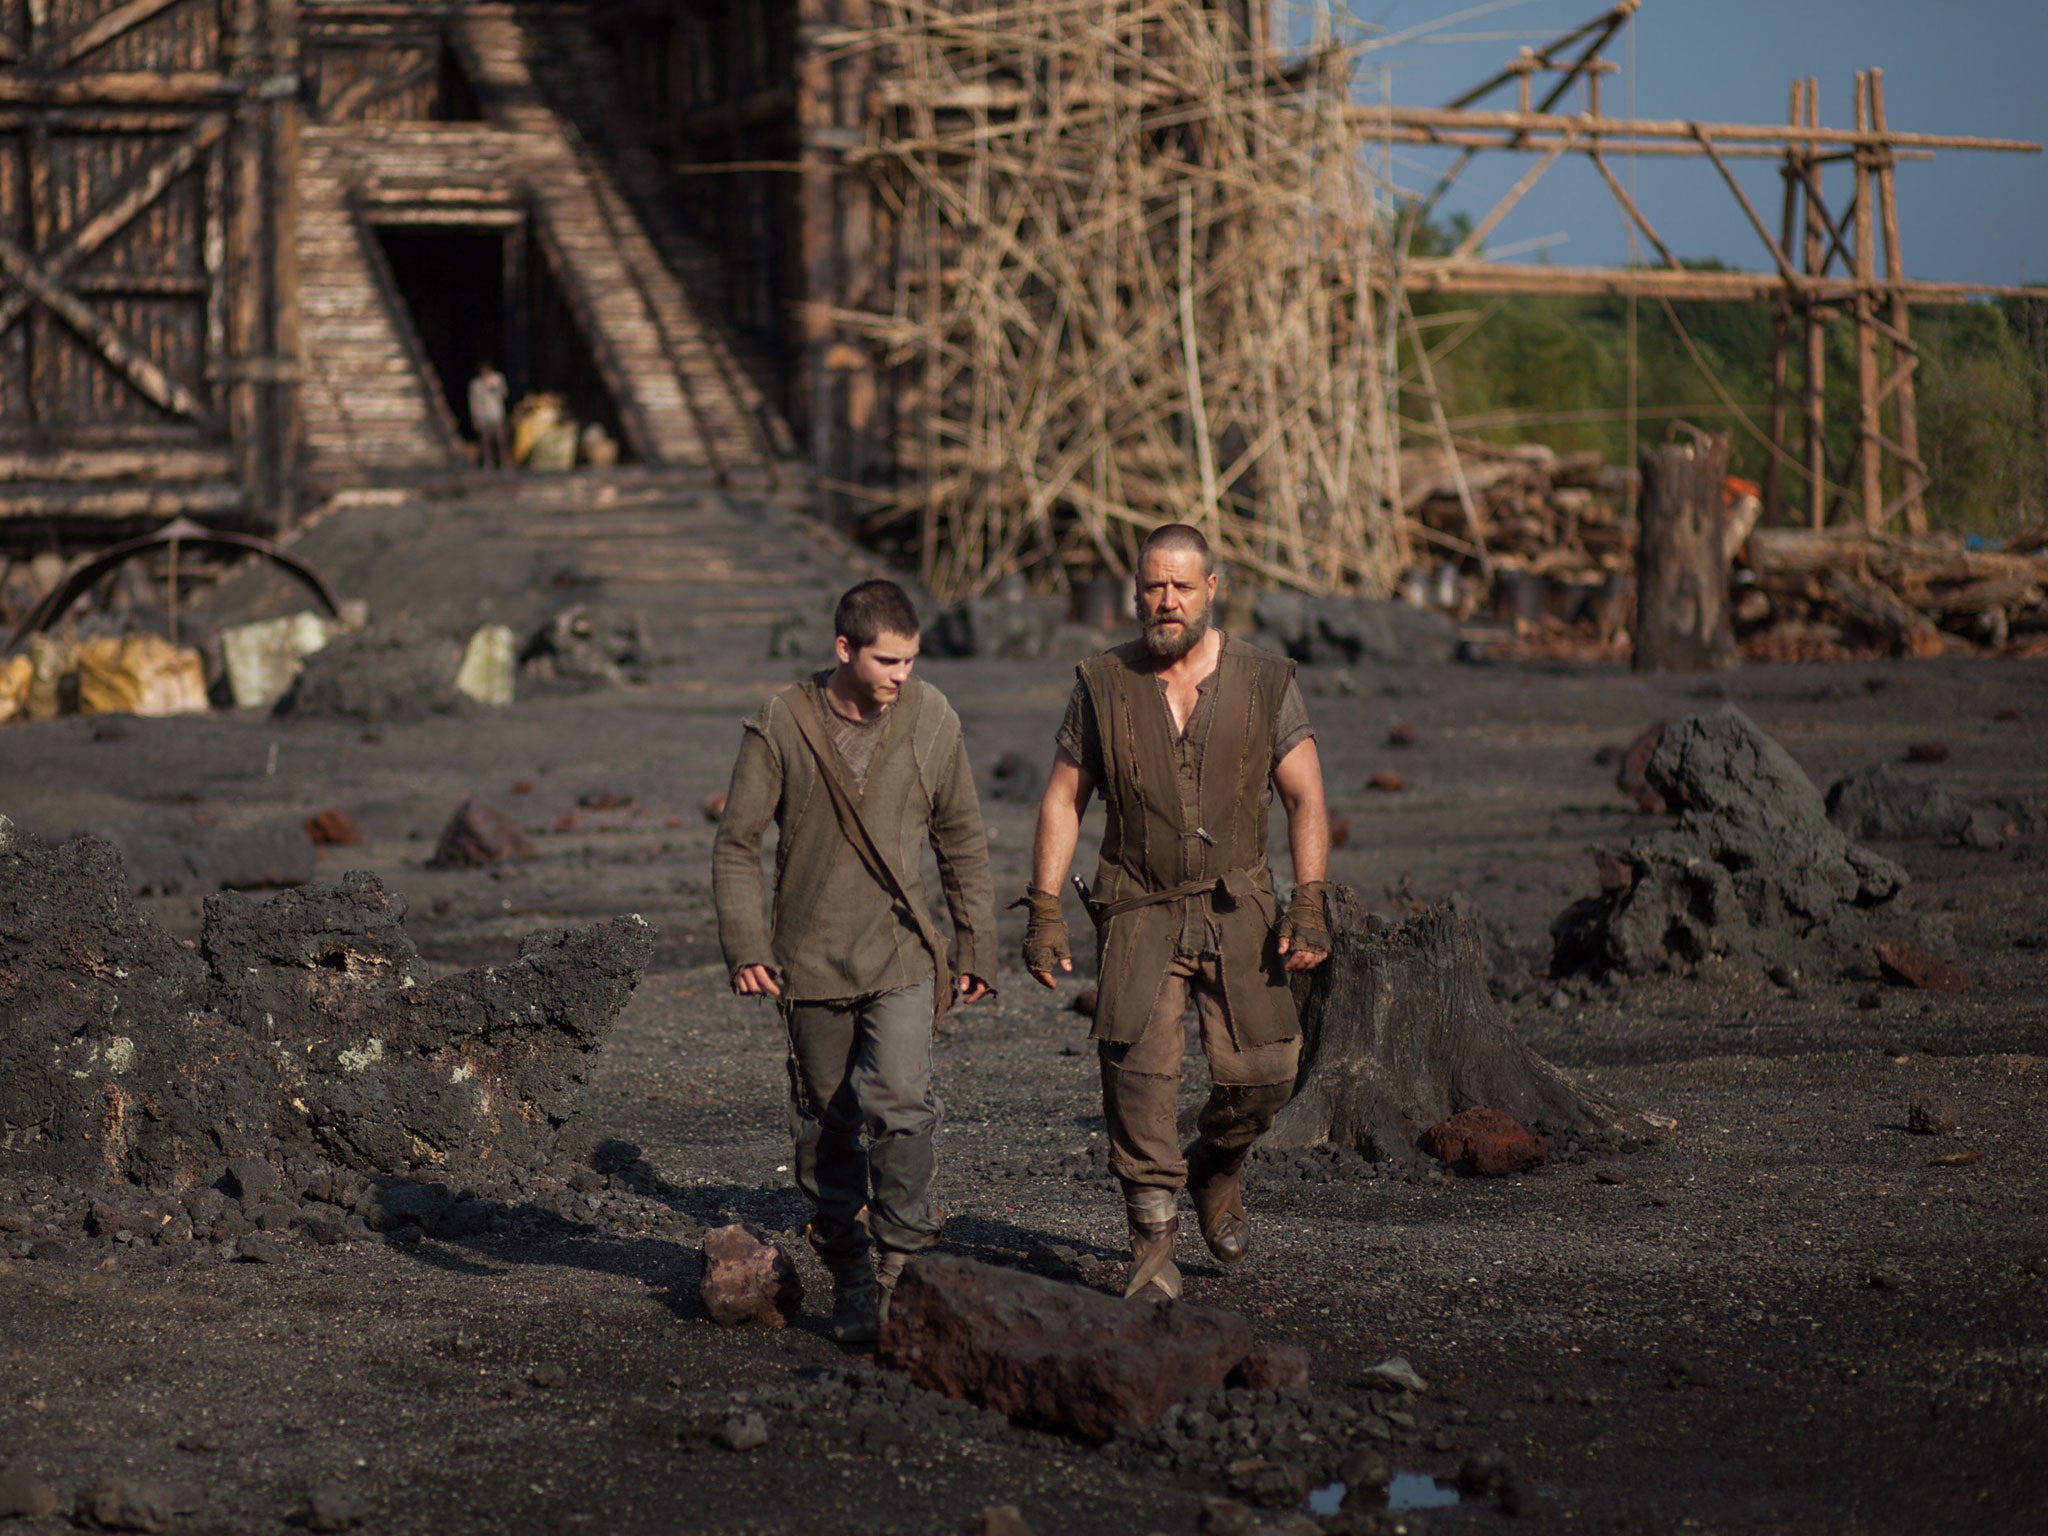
[1870,69,1926,534]
[1853,73,1884,531]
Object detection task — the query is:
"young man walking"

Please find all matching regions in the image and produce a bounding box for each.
[1020,524,1331,1301]
[713,579,995,1342]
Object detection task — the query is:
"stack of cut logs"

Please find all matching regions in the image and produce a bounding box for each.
[1738,525,2048,660]
[1398,441,2048,660]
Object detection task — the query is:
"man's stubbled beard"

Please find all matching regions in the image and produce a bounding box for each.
[1143,597,1212,660]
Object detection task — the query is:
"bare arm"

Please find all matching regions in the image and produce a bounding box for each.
[1025,747,1096,985]
[1272,737,1330,970]
[1030,747,1097,895]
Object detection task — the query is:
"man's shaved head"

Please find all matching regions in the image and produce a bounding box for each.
[1137,523,1216,579]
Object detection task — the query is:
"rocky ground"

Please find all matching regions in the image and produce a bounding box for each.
[2,472,2045,1535]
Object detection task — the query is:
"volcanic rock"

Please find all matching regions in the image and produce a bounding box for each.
[1422,1108,1549,1176]
[1907,1093,1962,1135]
[303,809,361,847]
[878,1254,1256,1441]
[1229,1342,1312,1392]
[0,1466,58,1520]
[87,815,314,896]
[279,624,466,722]
[79,1480,196,1533]
[429,798,534,867]
[304,1482,370,1532]
[699,1224,802,1327]
[1825,764,1973,841]
[1550,707,1927,978]
[718,1411,770,1452]
[1253,591,1459,666]
[0,819,652,1187]
[1875,939,1969,993]
[1360,1356,1427,1393]
[1616,722,1668,814]
[977,1506,1035,1536]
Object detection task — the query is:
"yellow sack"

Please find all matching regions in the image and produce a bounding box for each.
[26,633,76,721]
[511,393,564,467]
[0,653,31,723]
[77,633,210,717]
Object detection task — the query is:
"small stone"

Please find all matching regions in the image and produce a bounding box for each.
[0,1466,58,1520]
[226,1158,278,1203]
[1904,739,1950,764]
[303,809,361,847]
[1907,1093,1962,1135]
[1228,1342,1311,1392]
[1387,721,1418,748]
[428,798,535,868]
[718,1411,769,1452]
[1594,1168,1627,1186]
[1328,813,1352,849]
[701,791,728,823]
[79,1480,194,1533]
[1361,1356,1427,1394]
[1500,1474,1544,1517]
[1867,1268,1907,1292]
[1071,988,1099,1017]
[1875,940,1970,994]
[237,1232,287,1264]
[1459,1449,1513,1495]
[529,1362,567,1389]
[978,1506,1035,1536]
[1960,809,2008,851]
[699,1223,802,1327]
[1367,770,1407,793]
[1198,1496,1260,1536]
[1421,1108,1548,1177]
[1766,963,1796,989]
[304,1482,370,1532]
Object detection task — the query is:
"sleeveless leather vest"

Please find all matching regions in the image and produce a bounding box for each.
[1077,634,1301,1047]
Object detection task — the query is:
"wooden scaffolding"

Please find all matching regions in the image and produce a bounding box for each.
[1,0,301,534]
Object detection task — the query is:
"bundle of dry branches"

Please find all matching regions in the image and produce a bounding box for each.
[833,1,1403,601]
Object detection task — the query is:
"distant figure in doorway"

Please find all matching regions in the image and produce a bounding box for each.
[468,362,509,469]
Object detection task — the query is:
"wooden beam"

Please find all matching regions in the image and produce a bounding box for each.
[1349,103,2042,155]
[56,0,188,69]
[1397,259,2044,304]
[1870,69,1927,533]
[1588,149,1681,268]
[0,73,241,106]
[1450,140,1565,261]
[1854,74,1884,530]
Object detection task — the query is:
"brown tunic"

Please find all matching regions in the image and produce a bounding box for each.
[1075,635,1303,1048]
[712,678,996,1003]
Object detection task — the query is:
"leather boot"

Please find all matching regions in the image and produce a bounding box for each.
[1121,1185,1182,1301]
[827,1252,880,1345]
[1186,1139,1252,1265]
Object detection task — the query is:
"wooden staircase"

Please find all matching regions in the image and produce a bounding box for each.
[296,5,795,489]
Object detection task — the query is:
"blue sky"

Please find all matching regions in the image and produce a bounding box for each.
[1306,0,2046,287]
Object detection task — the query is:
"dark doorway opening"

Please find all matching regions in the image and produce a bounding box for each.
[372,219,632,465]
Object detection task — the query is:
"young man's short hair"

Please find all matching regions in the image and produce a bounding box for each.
[834,579,921,651]
[1138,522,1216,578]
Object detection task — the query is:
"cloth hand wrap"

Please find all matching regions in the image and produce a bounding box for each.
[1276,880,1332,956]
[1013,887,1071,975]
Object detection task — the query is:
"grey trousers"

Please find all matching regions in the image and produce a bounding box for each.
[784,980,941,1258]
[1099,952,1299,1193]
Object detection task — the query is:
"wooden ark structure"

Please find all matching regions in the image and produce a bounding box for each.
[1,0,300,534]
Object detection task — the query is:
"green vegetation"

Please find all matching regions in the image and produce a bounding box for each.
[1403,231,2048,537]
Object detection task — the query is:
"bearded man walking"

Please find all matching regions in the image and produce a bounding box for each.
[1021,524,1330,1300]
[714,579,995,1342]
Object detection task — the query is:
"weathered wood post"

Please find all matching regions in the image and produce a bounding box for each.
[1632,434,1737,672]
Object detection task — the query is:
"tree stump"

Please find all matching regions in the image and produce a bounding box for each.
[1268,890,1628,1158]
[1633,435,1737,672]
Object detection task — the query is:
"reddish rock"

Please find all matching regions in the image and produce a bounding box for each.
[1421,1107,1549,1176]
[701,791,729,823]
[1907,1093,1961,1135]
[879,1254,1256,1442]
[1928,1150,1984,1167]
[429,799,534,868]
[1228,1341,1311,1391]
[1387,721,1418,748]
[699,1223,802,1327]
[978,1507,1036,1536]
[0,1466,57,1520]
[303,809,360,847]
[1993,708,2022,723]
[1904,739,1950,764]
[1368,771,1406,793]
[1617,723,1668,814]
[1875,939,1970,994]
[1328,813,1352,849]
[511,778,535,795]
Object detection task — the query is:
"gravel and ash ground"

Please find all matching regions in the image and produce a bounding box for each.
[2,475,2045,1535]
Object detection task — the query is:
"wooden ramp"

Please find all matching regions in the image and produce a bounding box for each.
[297,6,792,489]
